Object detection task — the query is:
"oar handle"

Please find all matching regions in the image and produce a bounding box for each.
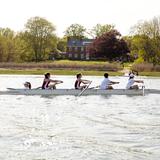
[78,81,92,96]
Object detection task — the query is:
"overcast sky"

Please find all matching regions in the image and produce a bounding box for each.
[0,0,160,37]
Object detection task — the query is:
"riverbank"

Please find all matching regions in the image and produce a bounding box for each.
[0,69,123,76]
[0,69,160,76]
[0,60,122,72]
[0,61,160,76]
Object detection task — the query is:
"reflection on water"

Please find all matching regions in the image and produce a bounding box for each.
[0,75,160,160]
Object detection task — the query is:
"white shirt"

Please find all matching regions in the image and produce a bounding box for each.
[126,79,135,89]
[100,78,111,89]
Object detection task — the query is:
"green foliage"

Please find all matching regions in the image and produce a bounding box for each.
[134,56,144,64]
[0,16,160,65]
[64,23,86,38]
[15,33,34,62]
[90,24,115,38]
[0,28,17,62]
[130,16,160,65]
[22,16,57,62]
[57,37,67,52]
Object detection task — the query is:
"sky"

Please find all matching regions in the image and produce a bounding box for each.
[0,0,160,37]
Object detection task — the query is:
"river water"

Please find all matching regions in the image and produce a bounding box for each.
[0,75,160,160]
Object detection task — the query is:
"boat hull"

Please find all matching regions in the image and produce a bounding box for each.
[0,88,159,96]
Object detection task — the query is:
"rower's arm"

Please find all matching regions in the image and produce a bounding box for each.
[81,79,91,84]
[50,79,63,83]
[135,80,143,83]
[110,81,119,84]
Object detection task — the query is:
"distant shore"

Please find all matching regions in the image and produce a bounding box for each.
[0,69,160,77]
[0,69,123,76]
[0,60,159,77]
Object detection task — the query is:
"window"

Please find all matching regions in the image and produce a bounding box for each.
[86,53,90,60]
[69,47,72,52]
[78,47,81,52]
[81,54,84,59]
[74,53,78,58]
[81,47,84,52]
[69,54,72,58]
[72,47,75,52]
[75,47,78,52]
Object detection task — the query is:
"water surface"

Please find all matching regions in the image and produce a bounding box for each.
[0,75,160,160]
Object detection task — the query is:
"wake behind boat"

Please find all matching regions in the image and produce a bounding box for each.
[0,88,160,96]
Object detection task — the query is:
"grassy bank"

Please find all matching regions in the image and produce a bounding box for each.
[137,72,160,77]
[0,61,159,76]
[0,60,122,71]
[0,69,123,76]
[132,63,160,72]
[0,69,159,76]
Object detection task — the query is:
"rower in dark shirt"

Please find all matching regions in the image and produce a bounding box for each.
[42,73,63,89]
[74,73,91,89]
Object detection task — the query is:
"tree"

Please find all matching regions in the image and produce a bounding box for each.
[64,23,86,38]
[0,28,17,62]
[23,16,57,62]
[89,30,130,61]
[90,24,115,38]
[57,37,67,52]
[131,16,160,65]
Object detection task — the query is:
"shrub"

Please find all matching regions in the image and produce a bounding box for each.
[132,63,160,72]
[0,61,123,71]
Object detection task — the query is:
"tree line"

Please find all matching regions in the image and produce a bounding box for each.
[0,16,160,65]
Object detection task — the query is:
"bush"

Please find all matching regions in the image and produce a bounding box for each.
[132,63,160,72]
[0,61,123,71]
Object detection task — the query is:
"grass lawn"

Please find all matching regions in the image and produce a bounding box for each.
[0,69,123,76]
[0,60,159,77]
[0,60,109,67]
[49,60,107,64]
[0,60,122,72]
[138,72,160,77]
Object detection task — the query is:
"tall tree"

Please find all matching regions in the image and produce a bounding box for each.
[89,30,129,61]
[23,16,57,62]
[131,16,160,65]
[64,23,86,38]
[90,24,115,38]
[57,37,67,52]
[0,28,17,62]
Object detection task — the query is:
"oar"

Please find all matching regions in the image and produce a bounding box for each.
[88,85,100,89]
[142,83,145,96]
[78,81,92,96]
[34,86,42,90]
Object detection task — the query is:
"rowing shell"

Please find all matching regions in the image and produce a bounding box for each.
[0,88,159,96]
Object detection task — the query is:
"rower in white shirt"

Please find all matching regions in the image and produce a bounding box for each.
[100,73,119,90]
[126,73,143,89]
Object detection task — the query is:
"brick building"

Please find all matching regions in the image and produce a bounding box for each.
[67,37,93,60]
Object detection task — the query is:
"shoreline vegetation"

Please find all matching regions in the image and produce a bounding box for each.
[0,60,159,77]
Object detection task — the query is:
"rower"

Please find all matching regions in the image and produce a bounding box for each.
[74,73,91,90]
[126,73,143,89]
[129,70,138,76]
[24,82,31,89]
[100,73,119,90]
[42,73,63,89]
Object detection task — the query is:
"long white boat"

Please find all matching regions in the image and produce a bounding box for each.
[0,88,159,96]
